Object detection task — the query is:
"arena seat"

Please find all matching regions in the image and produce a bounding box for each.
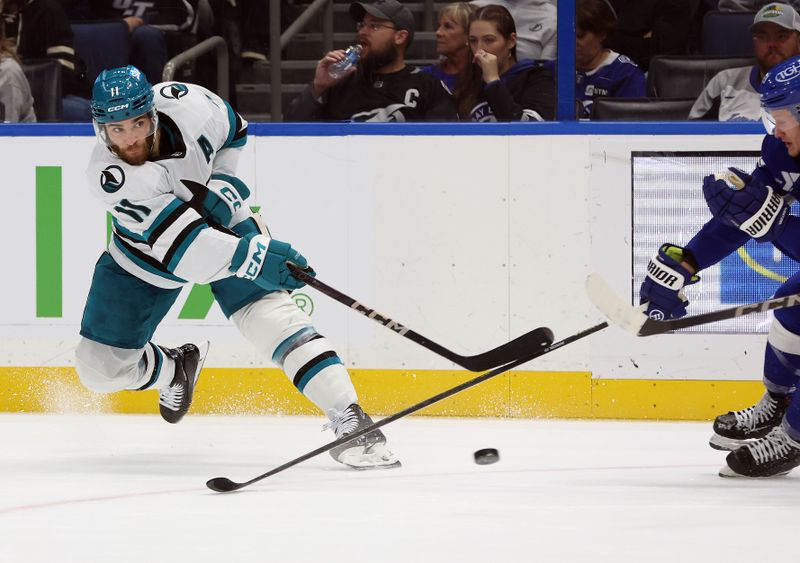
[590,97,696,121]
[21,59,63,121]
[647,55,755,98]
[701,11,756,57]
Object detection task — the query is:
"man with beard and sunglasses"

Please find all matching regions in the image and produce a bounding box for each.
[286,0,458,122]
[690,3,800,121]
[76,65,401,470]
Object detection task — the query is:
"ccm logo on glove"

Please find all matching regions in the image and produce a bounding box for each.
[230,233,312,292]
[242,239,267,280]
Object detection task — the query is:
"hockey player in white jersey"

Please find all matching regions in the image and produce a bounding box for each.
[75,65,399,469]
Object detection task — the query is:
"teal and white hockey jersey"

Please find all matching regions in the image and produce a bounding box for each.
[86,82,252,289]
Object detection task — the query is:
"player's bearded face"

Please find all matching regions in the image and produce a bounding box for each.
[764,107,800,156]
[104,114,157,165]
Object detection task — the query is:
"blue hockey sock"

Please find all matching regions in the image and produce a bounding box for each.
[763,343,800,395]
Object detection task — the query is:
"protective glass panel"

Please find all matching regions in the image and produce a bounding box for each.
[631,151,799,334]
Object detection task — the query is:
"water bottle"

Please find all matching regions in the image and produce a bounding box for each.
[328,45,362,79]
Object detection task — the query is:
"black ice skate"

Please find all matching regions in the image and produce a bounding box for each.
[709,391,792,451]
[720,425,800,478]
[159,341,209,424]
[326,403,401,469]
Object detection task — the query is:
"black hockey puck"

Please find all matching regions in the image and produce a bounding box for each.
[473,448,500,465]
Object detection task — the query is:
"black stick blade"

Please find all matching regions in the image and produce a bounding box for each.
[288,263,554,371]
[206,477,241,492]
[516,327,554,349]
[457,326,554,371]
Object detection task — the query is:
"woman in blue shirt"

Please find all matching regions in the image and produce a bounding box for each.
[422,2,474,91]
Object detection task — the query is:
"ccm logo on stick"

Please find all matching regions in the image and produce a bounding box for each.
[350,301,410,335]
[736,294,800,316]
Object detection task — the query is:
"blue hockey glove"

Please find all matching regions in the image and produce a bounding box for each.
[639,244,700,320]
[230,233,314,291]
[702,167,789,241]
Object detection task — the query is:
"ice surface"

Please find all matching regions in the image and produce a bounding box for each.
[1,414,798,563]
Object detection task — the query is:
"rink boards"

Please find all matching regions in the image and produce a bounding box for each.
[0,123,772,419]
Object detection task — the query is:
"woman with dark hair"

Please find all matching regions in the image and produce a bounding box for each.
[422,2,474,91]
[575,0,645,118]
[453,4,555,121]
[0,9,35,121]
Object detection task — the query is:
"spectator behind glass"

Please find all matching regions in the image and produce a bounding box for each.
[471,0,558,60]
[718,0,800,11]
[691,3,800,121]
[453,4,555,121]
[574,0,645,119]
[285,0,457,122]
[68,0,186,86]
[1,0,90,120]
[0,11,34,121]
[422,2,474,91]
[605,0,692,72]
[204,0,268,63]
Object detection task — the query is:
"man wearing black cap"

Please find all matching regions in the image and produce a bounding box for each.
[285,0,457,121]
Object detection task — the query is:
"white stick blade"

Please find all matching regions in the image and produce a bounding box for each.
[585,273,648,335]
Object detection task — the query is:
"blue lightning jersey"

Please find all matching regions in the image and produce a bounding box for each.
[686,134,800,270]
[573,51,645,119]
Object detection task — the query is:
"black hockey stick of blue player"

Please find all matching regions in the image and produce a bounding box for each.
[287,263,554,372]
[206,322,607,493]
[586,273,800,336]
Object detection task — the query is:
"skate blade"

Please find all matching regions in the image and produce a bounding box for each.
[718,464,744,478]
[347,460,402,471]
[194,341,210,385]
[718,465,792,478]
[337,444,402,470]
[709,434,749,452]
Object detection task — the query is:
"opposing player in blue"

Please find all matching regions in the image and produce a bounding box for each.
[639,55,800,478]
[75,65,399,469]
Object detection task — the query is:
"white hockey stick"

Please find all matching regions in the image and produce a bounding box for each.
[585,272,800,336]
